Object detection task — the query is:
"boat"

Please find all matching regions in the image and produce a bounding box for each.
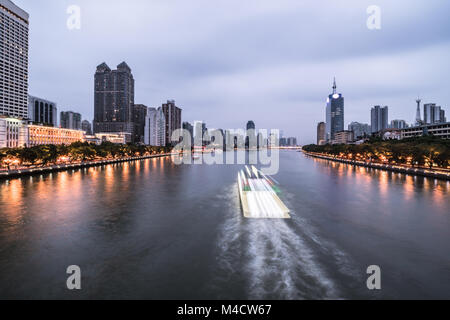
[237,166,290,219]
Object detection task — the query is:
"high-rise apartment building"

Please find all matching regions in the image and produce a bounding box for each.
[317,122,325,145]
[60,111,81,130]
[423,103,445,124]
[133,104,148,144]
[144,107,166,146]
[390,119,408,129]
[81,120,92,135]
[28,95,57,126]
[371,105,389,133]
[0,0,29,119]
[325,78,344,142]
[348,122,371,140]
[94,62,135,138]
[161,100,181,147]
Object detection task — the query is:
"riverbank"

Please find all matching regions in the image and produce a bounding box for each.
[0,153,172,180]
[303,151,450,181]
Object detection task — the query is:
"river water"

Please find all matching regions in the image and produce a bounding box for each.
[0,151,449,299]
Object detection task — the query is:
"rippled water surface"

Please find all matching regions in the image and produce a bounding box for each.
[0,151,449,299]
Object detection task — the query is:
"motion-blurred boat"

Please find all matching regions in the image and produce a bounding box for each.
[237,166,290,219]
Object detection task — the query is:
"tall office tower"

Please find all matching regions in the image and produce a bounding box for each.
[325,78,344,142]
[94,62,135,136]
[245,120,256,149]
[144,107,166,146]
[0,0,29,119]
[182,121,194,146]
[161,100,182,147]
[415,97,422,125]
[371,105,389,133]
[60,111,81,130]
[348,122,371,140]
[317,122,326,145]
[133,104,148,143]
[28,95,57,126]
[440,109,446,123]
[246,120,255,131]
[423,103,444,124]
[81,120,92,135]
[390,119,408,129]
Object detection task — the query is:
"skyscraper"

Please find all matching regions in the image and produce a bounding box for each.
[133,104,148,144]
[371,105,389,133]
[423,103,444,124]
[390,119,408,129]
[0,0,29,119]
[161,100,182,147]
[348,122,371,140]
[317,122,326,145]
[60,111,81,130]
[94,62,135,137]
[325,78,344,142]
[144,107,166,146]
[81,120,92,135]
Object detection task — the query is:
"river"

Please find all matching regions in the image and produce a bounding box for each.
[0,151,449,299]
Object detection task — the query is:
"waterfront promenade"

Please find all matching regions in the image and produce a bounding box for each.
[0,153,172,180]
[303,151,450,181]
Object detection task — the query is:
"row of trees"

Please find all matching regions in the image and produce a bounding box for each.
[0,142,171,168]
[303,136,450,169]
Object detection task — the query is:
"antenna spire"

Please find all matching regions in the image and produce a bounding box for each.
[332,77,337,94]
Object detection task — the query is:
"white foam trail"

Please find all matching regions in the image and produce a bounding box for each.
[212,184,365,299]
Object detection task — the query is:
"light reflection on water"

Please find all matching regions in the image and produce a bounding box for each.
[0,152,449,299]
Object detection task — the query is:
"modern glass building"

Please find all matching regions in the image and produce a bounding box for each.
[0,0,29,119]
[325,78,344,142]
[371,105,389,133]
[60,111,81,130]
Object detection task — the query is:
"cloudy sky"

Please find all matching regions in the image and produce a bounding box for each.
[14,0,450,144]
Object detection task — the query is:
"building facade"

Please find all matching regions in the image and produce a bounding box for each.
[144,107,166,146]
[27,125,84,146]
[401,122,450,140]
[348,122,370,140]
[93,62,135,138]
[423,104,445,124]
[325,79,344,142]
[28,95,57,126]
[0,116,28,147]
[161,100,182,147]
[371,105,389,133]
[60,111,81,130]
[132,104,147,144]
[317,122,326,145]
[332,130,354,145]
[390,119,408,129]
[0,0,29,119]
[81,120,92,135]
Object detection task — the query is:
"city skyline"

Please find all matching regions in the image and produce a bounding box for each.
[12,0,450,144]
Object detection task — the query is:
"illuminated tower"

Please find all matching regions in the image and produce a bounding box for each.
[325,78,344,141]
[415,97,422,126]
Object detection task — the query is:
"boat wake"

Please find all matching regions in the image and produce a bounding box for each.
[210,184,360,299]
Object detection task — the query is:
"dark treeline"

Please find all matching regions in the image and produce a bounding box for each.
[0,142,171,168]
[303,136,450,169]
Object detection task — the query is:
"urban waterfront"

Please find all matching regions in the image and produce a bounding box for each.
[0,151,449,299]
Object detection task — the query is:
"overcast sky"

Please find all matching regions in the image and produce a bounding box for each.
[14,0,450,144]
